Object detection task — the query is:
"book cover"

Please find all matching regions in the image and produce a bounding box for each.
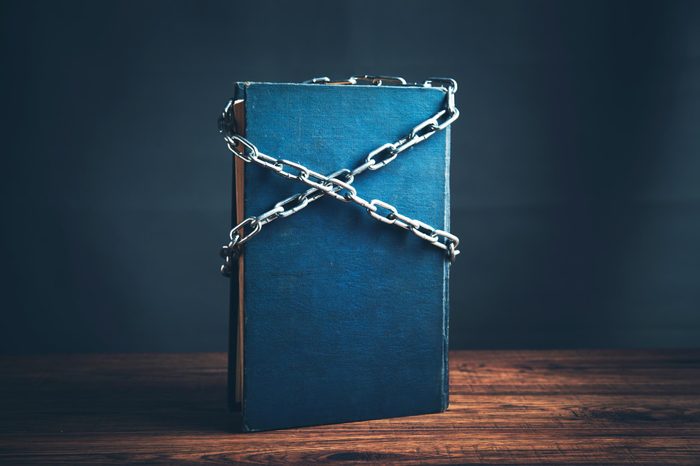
[228,81,452,432]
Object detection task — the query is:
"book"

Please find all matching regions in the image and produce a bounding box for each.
[226,80,453,432]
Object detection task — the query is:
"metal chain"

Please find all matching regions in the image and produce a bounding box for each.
[219,76,460,276]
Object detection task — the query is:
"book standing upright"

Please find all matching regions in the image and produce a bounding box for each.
[218,77,460,432]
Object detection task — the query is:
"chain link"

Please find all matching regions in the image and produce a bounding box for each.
[219,76,460,276]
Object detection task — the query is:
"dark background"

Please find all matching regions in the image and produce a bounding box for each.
[2,0,699,354]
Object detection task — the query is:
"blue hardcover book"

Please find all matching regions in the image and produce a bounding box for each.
[222,79,456,432]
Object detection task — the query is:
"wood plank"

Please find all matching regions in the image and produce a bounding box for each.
[0,350,698,464]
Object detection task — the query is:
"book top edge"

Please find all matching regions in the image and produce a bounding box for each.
[235,81,446,93]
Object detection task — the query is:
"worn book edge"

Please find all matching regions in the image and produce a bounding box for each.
[227,83,247,412]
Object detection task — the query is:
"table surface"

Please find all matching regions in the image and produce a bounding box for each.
[1,350,699,465]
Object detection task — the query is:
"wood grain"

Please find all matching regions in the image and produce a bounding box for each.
[0,350,698,464]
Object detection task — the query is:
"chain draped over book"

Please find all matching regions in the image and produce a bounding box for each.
[218,75,461,276]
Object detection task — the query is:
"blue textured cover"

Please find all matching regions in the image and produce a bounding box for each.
[232,82,451,431]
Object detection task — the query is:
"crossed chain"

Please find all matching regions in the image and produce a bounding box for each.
[219,76,461,277]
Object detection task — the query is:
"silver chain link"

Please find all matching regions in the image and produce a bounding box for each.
[219,76,460,276]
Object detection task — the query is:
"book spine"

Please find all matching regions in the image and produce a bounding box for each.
[441,124,452,411]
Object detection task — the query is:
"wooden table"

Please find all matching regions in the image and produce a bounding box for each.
[1,350,699,464]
